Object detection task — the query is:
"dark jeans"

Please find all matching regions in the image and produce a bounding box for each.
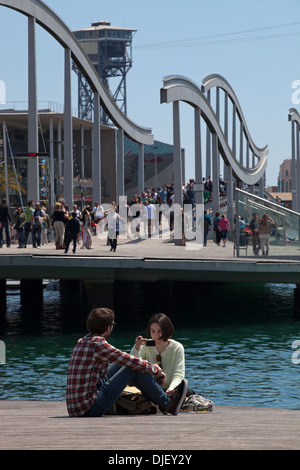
[86,364,170,417]
[17,228,25,247]
[0,220,10,246]
[65,232,78,252]
[32,225,41,247]
[24,222,31,247]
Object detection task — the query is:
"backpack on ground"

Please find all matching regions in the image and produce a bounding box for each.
[181,394,214,412]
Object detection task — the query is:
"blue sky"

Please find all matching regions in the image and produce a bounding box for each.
[0,0,299,187]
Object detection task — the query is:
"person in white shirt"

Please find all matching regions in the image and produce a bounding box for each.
[145,200,157,238]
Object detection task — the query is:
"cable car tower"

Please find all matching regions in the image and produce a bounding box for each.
[73,21,136,124]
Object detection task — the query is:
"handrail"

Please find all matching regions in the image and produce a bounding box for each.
[289,108,300,125]
[202,73,268,159]
[161,75,268,185]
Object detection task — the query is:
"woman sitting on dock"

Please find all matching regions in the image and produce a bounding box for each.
[131,313,187,402]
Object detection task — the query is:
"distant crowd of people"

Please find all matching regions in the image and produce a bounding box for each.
[0,175,285,256]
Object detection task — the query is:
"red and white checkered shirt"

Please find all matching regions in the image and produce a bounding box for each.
[66,333,158,417]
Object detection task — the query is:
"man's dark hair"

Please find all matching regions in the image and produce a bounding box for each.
[86,307,115,335]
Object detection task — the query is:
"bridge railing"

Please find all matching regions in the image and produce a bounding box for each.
[235,188,300,258]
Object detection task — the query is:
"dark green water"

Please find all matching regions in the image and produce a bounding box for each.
[1,281,300,409]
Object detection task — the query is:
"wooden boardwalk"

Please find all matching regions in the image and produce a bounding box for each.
[1,400,300,450]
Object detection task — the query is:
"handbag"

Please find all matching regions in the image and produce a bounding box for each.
[109,386,157,415]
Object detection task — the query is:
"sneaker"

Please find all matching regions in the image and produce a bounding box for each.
[163,379,188,415]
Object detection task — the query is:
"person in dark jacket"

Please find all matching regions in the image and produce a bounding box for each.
[64,212,80,253]
[0,198,11,248]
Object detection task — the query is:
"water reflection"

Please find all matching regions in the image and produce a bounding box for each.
[1,282,300,409]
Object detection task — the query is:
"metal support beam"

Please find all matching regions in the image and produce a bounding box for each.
[49,117,55,210]
[27,16,39,202]
[138,143,144,196]
[212,132,220,214]
[92,91,101,203]
[206,89,211,179]
[291,120,297,211]
[194,107,202,204]
[240,120,243,166]
[226,165,233,239]
[57,118,62,178]
[64,47,73,207]
[173,101,182,207]
[2,123,9,203]
[80,125,85,179]
[297,123,300,212]
[223,91,228,179]
[117,128,124,199]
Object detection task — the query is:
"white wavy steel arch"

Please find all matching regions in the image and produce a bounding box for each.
[202,74,268,162]
[289,108,300,211]
[0,0,154,145]
[161,74,268,186]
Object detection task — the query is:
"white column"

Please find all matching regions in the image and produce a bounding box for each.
[2,123,9,203]
[212,133,220,214]
[206,89,211,179]
[27,16,39,202]
[49,117,55,210]
[297,123,300,212]
[80,125,85,179]
[63,47,73,207]
[223,91,228,179]
[239,120,243,166]
[57,118,62,177]
[226,165,233,239]
[291,120,297,211]
[194,107,202,204]
[117,128,124,199]
[92,91,101,203]
[232,103,236,157]
[173,101,182,207]
[138,143,144,195]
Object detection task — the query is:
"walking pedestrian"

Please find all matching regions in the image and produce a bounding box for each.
[218,214,230,247]
[51,202,66,249]
[0,198,11,248]
[23,200,34,248]
[213,211,222,246]
[32,202,45,248]
[13,206,26,248]
[64,212,81,253]
[258,213,275,255]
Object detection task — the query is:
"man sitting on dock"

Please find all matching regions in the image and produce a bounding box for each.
[66,308,187,417]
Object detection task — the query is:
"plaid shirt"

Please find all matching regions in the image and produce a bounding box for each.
[66,333,158,417]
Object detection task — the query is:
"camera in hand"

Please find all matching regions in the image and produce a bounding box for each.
[146,340,155,346]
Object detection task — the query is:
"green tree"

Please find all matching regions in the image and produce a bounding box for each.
[0,164,26,197]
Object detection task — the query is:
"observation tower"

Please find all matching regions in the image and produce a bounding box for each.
[73,21,136,124]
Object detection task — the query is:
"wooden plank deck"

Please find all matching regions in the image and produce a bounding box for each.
[1,400,300,450]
